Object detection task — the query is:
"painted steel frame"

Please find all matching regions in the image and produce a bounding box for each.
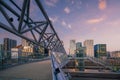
[0,0,66,53]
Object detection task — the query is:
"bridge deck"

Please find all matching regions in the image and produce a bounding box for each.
[0,60,52,80]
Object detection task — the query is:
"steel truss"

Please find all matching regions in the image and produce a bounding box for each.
[0,0,66,53]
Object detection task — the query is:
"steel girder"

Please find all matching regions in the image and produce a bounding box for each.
[0,0,66,53]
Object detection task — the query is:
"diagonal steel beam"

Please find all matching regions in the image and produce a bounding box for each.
[18,0,28,33]
[10,0,32,23]
[0,22,40,46]
[26,0,30,24]
[46,34,55,48]
[0,0,66,53]
[0,4,17,31]
[35,0,65,52]
[0,0,35,42]
[1,0,49,41]
[38,23,48,42]
[51,40,59,50]
[21,22,47,34]
[9,0,48,42]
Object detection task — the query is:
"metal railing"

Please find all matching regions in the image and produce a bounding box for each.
[51,51,70,80]
[87,56,120,71]
[0,51,48,70]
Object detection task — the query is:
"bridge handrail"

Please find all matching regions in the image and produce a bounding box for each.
[87,56,113,70]
[51,51,70,80]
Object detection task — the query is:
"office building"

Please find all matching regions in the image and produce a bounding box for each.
[0,44,4,59]
[84,40,94,57]
[69,40,76,56]
[76,47,86,57]
[4,38,17,59]
[76,42,82,50]
[94,44,107,58]
[76,42,85,57]
[75,42,85,71]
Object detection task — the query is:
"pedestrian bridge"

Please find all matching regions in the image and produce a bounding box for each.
[0,0,120,80]
[0,54,120,80]
[0,60,52,80]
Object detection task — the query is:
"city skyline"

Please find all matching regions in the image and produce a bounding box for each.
[0,0,120,53]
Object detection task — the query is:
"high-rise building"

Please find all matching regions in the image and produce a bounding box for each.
[76,42,86,57]
[84,40,94,57]
[0,44,4,59]
[69,40,76,56]
[75,43,85,71]
[4,38,17,59]
[76,47,86,57]
[76,42,82,50]
[94,44,107,58]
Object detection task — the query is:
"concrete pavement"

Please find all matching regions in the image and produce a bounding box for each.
[0,60,52,80]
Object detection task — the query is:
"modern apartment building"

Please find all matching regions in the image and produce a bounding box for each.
[76,42,82,50]
[0,44,4,59]
[84,40,94,57]
[69,40,76,56]
[94,44,107,58]
[4,38,17,59]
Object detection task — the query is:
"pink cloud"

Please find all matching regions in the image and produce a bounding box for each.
[68,24,72,29]
[92,27,97,32]
[99,0,106,10]
[49,16,58,23]
[61,20,72,29]
[87,17,105,24]
[107,20,120,26]
[62,21,67,26]
[64,7,70,14]
[45,0,58,7]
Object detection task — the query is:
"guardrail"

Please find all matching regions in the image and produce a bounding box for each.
[87,56,113,70]
[0,52,48,70]
[51,52,70,80]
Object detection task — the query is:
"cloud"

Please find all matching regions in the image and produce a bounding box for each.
[64,7,70,14]
[49,16,58,23]
[99,0,106,10]
[70,0,82,8]
[68,24,72,29]
[87,17,105,24]
[107,20,120,26]
[62,21,67,26]
[61,21,72,29]
[71,0,74,4]
[45,0,58,7]
[92,27,97,32]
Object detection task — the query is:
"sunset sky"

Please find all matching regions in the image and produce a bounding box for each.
[0,0,120,52]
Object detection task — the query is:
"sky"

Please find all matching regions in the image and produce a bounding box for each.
[0,0,120,53]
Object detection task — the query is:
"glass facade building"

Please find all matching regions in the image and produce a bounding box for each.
[0,44,4,59]
[94,44,107,58]
[75,42,85,71]
[4,38,17,59]
[76,42,82,50]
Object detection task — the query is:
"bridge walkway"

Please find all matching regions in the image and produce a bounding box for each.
[0,60,52,80]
